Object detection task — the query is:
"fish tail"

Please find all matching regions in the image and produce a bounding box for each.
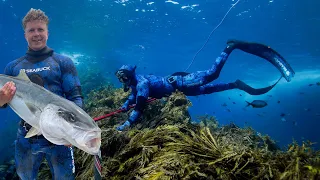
[245,101,251,107]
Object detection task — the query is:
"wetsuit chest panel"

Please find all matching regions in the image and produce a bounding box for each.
[10,57,63,96]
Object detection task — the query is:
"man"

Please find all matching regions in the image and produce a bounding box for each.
[115,39,295,131]
[0,8,83,179]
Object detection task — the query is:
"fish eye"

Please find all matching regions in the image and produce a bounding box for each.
[57,108,64,115]
[66,112,76,122]
[57,109,76,122]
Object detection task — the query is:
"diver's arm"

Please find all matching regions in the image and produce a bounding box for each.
[65,87,84,108]
[123,88,137,107]
[121,88,136,111]
[127,81,149,124]
[60,56,84,109]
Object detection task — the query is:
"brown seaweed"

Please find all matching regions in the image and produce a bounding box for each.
[33,86,320,179]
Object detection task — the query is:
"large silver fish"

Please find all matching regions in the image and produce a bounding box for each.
[0,70,101,155]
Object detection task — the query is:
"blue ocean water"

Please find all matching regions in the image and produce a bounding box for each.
[0,0,319,165]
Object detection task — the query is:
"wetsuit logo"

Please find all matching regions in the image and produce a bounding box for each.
[22,66,51,73]
[274,58,290,77]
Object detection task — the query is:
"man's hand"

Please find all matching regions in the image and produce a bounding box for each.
[120,101,130,112]
[0,81,16,106]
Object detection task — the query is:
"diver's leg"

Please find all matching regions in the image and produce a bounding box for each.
[183,82,237,96]
[46,145,75,180]
[227,39,295,82]
[180,45,235,88]
[15,126,45,179]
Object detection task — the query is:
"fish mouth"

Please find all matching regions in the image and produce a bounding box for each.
[83,136,101,155]
[85,135,101,148]
[76,130,101,155]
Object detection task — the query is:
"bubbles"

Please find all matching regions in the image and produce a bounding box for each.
[60,52,85,66]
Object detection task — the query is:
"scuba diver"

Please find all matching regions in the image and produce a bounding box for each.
[115,39,295,131]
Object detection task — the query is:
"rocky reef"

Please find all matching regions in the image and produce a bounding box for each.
[1,85,319,179]
[75,86,320,180]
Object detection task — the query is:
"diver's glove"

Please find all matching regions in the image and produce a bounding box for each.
[120,100,130,112]
[116,110,140,131]
[116,121,131,131]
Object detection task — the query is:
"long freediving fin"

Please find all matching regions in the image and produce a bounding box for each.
[235,76,282,95]
[227,39,295,82]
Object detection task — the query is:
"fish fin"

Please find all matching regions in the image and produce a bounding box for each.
[8,96,37,123]
[25,127,41,138]
[25,102,42,115]
[245,101,251,107]
[17,69,31,81]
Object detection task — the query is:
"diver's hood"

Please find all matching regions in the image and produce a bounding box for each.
[115,65,137,92]
[115,65,137,78]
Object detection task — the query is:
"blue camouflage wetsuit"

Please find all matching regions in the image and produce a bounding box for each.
[116,39,295,131]
[3,46,83,180]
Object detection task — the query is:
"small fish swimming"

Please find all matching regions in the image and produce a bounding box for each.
[245,100,268,108]
[257,113,264,117]
[293,121,298,126]
[304,108,311,112]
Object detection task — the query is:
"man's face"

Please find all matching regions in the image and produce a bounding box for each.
[24,20,48,51]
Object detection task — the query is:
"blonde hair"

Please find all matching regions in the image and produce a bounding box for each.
[22,8,49,30]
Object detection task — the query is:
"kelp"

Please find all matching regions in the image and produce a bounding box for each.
[0,159,18,180]
[19,85,320,179]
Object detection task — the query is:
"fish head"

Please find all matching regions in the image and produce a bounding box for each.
[40,103,101,155]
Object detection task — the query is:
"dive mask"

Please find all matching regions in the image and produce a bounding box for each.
[115,69,132,92]
[116,70,129,83]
